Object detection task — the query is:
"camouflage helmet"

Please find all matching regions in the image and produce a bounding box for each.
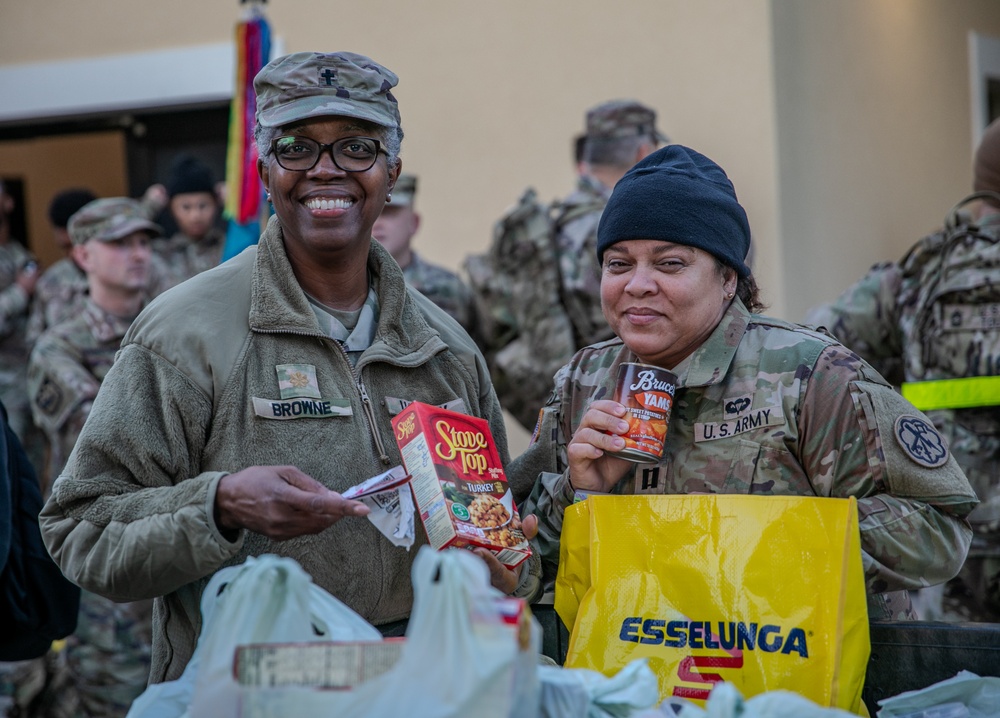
[585,99,668,143]
[254,51,400,131]
[390,174,417,207]
[68,198,162,246]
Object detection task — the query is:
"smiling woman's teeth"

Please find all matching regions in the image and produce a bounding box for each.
[306,198,353,210]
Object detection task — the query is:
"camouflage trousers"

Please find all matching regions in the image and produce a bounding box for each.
[0,649,76,718]
[0,591,153,718]
[0,371,46,489]
[909,556,1000,623]
[66,591,153,717]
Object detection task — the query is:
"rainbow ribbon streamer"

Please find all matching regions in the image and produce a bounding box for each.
[222,3,271,262]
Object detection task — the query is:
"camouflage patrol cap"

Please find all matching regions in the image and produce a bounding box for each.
[254,52,400,130]
[585,99,668,142]
[391,174,417,207]
[68,198,162,246]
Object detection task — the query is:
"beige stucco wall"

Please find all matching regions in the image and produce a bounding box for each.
[0,0,781,307]
[773,0,1000,320]
[6,1,1000,318]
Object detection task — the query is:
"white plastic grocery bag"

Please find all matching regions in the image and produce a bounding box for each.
[538,659,660,718]
[240,546,540,718]
[125,554,381,718]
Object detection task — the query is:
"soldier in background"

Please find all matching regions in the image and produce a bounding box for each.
[557,100,668,351]
[469,101,668,431]
[805,117,1000,623]
[0,179,40,451]
[153,154,226,289]
[27,198,157,716]
[372,173,479,341]
[0,181,53,715]
[28,188,173,351]
[572,133,587,177]
[26,188,97,349]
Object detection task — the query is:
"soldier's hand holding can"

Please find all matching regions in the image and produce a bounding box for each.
[610,362,676,462]
[568,362,676,493]
[567,399,635,493]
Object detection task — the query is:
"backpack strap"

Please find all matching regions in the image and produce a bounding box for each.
[549,192,606,301]
[907,192,1000,378]
[943,191,1000,232]
[550,195,605,232]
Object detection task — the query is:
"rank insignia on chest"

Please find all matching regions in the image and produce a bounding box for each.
[251,364,352,420]
[276,363,321,400]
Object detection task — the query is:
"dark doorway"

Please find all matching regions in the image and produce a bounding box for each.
[125,105,231,199]
[124,105,231,235]
[0,177,29,249]
[988,77,1000,126]
[0,103,231,241]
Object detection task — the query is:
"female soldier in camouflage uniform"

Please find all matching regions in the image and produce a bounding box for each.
[513,144,979,622]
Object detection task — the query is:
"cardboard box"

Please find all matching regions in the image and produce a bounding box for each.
[234,599,540,718]
[391,402,531,570]
[234,640,405,689]
[234,600,535,690]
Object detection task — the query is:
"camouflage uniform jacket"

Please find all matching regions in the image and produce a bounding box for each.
[39,217,517,684]
[27,299,138,482]
[0,240,35,439]
[554,175,615,349]
[514,299,979,621]
[0,240,33,366]
[26,257,88,348]
[401,252,478,339]
[804,210,1000,558]
[152,227,225,290]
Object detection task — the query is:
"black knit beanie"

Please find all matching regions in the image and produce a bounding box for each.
[48,188,97,228]
[596,145,752,278]
[166,155,216,198]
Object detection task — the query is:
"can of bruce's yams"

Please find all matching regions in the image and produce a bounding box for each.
[612,362,677,462]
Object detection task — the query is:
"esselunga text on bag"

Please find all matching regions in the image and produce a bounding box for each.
[555,494,870,713]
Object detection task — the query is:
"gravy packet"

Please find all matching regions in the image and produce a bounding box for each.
[342,466,414,549]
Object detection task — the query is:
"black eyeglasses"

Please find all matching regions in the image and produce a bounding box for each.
[270,136,386,172]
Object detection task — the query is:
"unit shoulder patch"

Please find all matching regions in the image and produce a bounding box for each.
[35,376,65,417]
[894,414,948,468]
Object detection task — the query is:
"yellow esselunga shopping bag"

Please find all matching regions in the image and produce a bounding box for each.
[554,495,870,713]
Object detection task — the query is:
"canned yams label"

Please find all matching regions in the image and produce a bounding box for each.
[612,362,677,463]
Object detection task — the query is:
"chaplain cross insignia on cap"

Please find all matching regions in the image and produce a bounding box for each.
[320,68,337,86]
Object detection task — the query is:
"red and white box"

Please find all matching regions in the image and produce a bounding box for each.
[391,402,531,570]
